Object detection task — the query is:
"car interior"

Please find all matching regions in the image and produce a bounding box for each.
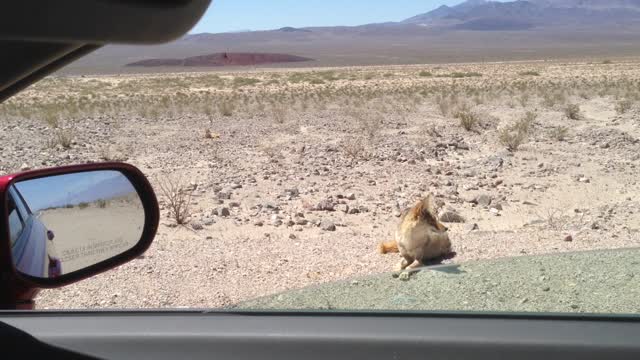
[0,1,639,359]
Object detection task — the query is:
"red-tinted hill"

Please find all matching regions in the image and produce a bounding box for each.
[126,52,313,67]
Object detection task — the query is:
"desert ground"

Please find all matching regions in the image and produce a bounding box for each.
[1,59,639,309]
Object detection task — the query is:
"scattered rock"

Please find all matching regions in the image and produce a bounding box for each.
[191,222,203,231]
[564,234,573,242]
[321,220,336,231]
[315,199,335,212]
[217,191,232,200]
[475,194,493,207]
[346,193,356,200]
[439,209,465,223]
[465,223,479,231]
[216,207,231,217]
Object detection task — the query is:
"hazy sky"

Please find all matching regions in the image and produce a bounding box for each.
[190,0,468,34]
[15,171,136,211]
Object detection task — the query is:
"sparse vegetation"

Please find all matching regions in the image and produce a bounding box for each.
[455,108,479,131]
[157,175,194,225]
[499,112,536,151]
[97,199,108,208]
[54,129,74,149]
[550,126,569,141]
[342,137,368,163]
[78,202,89,209]
[419,71,432,77]
[518,70,540,76]
[564,104,581,120]
[615,99,633,114]
[217,100,235,117]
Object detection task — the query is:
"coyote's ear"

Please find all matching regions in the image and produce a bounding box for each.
[423,193,439,216]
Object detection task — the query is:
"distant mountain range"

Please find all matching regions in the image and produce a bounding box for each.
[66,0,640,73]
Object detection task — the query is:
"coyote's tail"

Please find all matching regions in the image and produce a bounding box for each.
[378,240,399,254]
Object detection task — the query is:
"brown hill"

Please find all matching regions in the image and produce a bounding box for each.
[126,52,313,67]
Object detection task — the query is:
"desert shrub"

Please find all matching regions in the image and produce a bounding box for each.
[232,77,260,87]
[615,99,633,114]
[260,140,281,159]
[419,71,433,77]
[55,129,74,149]
[517,111,537,133]
[347,109,382,141]
[96,199,108,208]
[549,126,569,141]
[499,126,527,152]
[454,108,479,131]
[499,113,535,151]
[78,202,89,209]
[42,111,59,128]
[342,137,368,163]
[271,105,288,124]
[217,100,235,117]
[437,72,482,78]
[309,78,325,85]
[65,204,74,209]
[435,95,459,117]
[602,59,613,64]
[564,103,581,120]
[157,175,194,225]
[518,70,540,76]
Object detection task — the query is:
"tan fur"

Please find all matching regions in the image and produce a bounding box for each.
[377,240,399,254]
[379,194,451,271]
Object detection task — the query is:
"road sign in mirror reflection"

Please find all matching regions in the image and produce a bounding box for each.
[8,170,145,279]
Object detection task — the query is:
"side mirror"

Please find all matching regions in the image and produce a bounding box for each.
[1,163,159,293]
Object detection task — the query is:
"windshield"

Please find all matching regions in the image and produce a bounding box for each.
[1,0,640,316]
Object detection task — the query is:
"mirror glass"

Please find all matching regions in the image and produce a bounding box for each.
[8,170,145,279]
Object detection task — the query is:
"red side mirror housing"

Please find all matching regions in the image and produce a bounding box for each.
[0,162,159,309]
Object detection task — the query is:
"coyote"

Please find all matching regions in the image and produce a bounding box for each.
[378,194,451,271]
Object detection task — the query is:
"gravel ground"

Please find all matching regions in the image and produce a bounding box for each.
[1,61,640,309]
[237,248,640,314]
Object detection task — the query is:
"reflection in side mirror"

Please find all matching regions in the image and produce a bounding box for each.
[8,170,145,279]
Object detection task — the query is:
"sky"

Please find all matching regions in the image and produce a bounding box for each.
[15,171,136,211]
[190,0,468,34]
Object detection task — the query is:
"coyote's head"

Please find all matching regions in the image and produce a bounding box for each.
[409,194,448,232]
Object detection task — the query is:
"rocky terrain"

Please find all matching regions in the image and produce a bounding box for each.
[1,59,640,309]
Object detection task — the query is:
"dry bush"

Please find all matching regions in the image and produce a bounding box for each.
[271,105,288,124]
[260,141,281,159]
[157,175,194,225]
[347,109,382,141]
[499,126,527,152]
[342,137,368,163]
[419,71,433,77]
[454,108,479,131]
[549,126,569,141]
[517,111,537,133]
[97,199,108,209]
[436,95,459,117]
[564,104,581,120]
[518,70,540,76]
[615,99,633,114]
[499,113,535,151]
[55,129,74,149]
[217,100,235,117]
[42,111,60,128]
